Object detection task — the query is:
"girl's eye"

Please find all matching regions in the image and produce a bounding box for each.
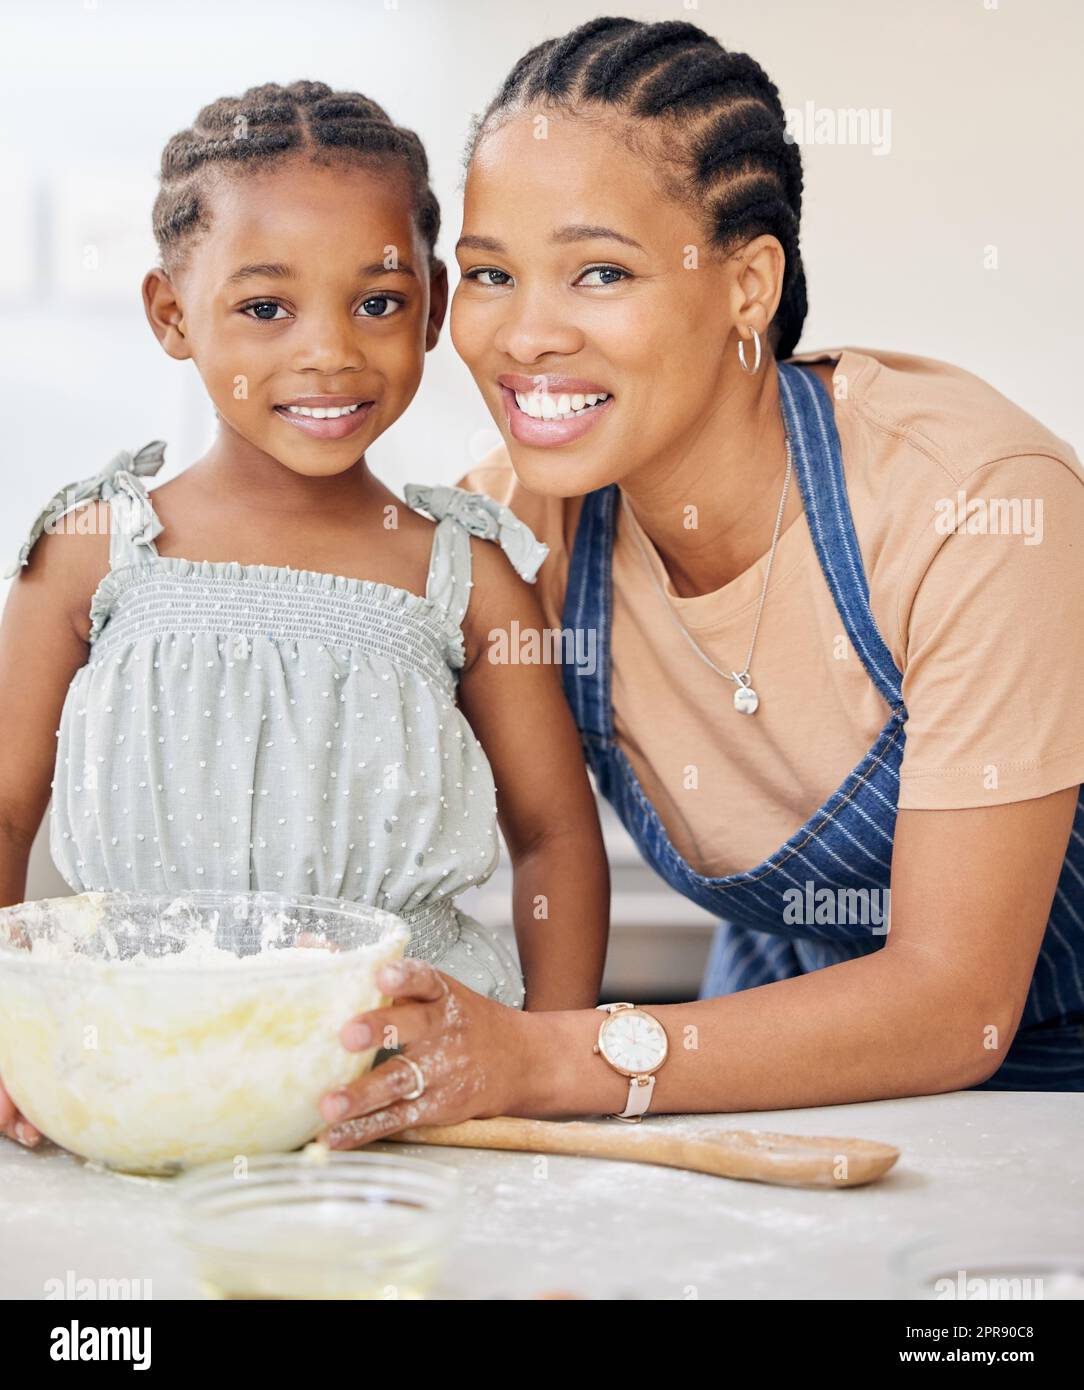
[359,296,401,318]
[243,300,290,321]
[465,267,513,288]
[577,265,629,287]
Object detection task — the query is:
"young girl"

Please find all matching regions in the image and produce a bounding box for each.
[0,80,609,1147]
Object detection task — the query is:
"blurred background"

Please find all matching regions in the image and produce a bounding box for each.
[2,0,1080,997]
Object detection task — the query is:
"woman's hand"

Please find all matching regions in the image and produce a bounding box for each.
[0,1073,41,1148]
[317,959,529,1147]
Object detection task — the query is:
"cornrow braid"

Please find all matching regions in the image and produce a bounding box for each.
[470,17,807,360]
[153,80,441,275]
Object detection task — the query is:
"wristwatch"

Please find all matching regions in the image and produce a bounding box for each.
[593,1002,669,1122]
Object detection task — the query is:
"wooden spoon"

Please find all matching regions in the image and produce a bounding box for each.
[388,1116,899,1188]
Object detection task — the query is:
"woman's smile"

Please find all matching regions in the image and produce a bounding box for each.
[497,372,614,448]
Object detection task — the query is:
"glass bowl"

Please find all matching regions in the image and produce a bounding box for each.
[0,890,408,1173]
[892,1225,1084,1300]
[176,1149,461,1299]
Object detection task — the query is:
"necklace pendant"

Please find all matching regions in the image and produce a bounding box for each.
[733,683,760,715]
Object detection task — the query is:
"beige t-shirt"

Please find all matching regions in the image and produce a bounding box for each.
[460,347,1084,877]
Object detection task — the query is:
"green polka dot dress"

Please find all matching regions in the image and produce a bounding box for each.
[8,442,551,1008]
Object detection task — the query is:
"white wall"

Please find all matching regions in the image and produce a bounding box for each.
[3,0,1081,909]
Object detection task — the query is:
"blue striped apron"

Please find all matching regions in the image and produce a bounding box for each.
[560,361,1084,1091]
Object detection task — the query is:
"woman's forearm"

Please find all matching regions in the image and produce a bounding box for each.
[512,943,1007,1116]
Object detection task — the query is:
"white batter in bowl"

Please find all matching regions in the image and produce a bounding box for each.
[0,891,408,1173]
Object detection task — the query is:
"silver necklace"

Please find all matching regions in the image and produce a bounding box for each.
[622,434,794,716]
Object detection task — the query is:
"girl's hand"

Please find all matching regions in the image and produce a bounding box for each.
[317,959,526,1147]
[0,1073,41,1148]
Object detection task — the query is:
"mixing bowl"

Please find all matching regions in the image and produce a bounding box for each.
[0,890,408,1173]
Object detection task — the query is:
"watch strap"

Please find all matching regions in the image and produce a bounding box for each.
[616,1073,655,1121]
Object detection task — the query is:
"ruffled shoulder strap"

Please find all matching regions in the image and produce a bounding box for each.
[403,482,549,628]
[5,441,167,580]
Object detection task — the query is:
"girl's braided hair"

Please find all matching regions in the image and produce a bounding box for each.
[152,80,441,276]
[469,17,807,359]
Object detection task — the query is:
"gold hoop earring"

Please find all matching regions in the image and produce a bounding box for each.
[738,328,762,375]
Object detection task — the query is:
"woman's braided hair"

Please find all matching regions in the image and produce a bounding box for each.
[152,80,441,276]
[470,17,807,359]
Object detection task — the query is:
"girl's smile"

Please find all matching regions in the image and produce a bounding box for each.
[273,394,376,441]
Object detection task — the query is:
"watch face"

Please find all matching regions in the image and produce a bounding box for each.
[599,1009,667,1075]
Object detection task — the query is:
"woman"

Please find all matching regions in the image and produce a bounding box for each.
[316,15,1084,1146]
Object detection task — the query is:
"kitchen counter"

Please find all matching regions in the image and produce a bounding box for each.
[2,1090,1081,1300]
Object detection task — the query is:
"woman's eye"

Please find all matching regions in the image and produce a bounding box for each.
[359,296,401,318]
[243,300,290,321]
[578,266,628,287]
[466,268,513,287]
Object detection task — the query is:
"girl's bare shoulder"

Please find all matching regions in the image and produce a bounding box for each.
[8,500,110,643]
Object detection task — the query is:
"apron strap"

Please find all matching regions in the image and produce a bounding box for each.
[778,362,906,717]
[560,483,617,742]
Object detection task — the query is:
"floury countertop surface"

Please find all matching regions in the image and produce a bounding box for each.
[2,1091,1081,1300]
